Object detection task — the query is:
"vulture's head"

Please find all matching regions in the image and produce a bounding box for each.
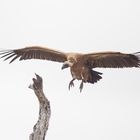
[61,59,75,70]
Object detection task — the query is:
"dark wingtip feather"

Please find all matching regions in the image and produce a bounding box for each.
[134,52,140,59]
[133,52,140,67]
[0,51,14,58]
[9,55,20,63]
[3,53,16,61]
[133,52,140,56]
[0,50,13,55]
[0,50,18,63]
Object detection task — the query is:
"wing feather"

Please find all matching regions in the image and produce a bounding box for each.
[0,51,14,58]
[84,52,140,68]
[10,55,20,63]
[4,53,17,61]
[0,46,67,63]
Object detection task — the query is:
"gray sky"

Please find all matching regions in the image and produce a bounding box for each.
[0,0,140,140]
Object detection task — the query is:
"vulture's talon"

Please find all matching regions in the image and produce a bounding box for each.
[68,79,75,90]
[69,81,74,90]
[79,81,84,92]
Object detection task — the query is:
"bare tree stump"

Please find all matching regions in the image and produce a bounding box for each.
[28,74,51,140]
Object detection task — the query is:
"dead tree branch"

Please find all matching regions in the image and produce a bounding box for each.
[29,74,51,140]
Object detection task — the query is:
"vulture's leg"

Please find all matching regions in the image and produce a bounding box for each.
[79,80,84,92]
[68,78,76,90]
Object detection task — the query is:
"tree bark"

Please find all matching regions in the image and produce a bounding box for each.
[28,74,51,140]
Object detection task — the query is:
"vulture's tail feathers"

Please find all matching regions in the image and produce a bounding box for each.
[88,70,102,84]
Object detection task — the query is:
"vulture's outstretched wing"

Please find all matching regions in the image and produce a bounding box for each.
[0,46,67,63]
[84,52,140,68]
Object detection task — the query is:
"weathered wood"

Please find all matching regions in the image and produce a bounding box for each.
[29,74,51,140]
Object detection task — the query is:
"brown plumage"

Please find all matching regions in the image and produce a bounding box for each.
[0,46,140,92]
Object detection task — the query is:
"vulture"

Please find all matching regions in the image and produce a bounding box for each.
[0,46,140,92]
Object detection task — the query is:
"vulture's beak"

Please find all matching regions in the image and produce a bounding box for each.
[61,63,69,70]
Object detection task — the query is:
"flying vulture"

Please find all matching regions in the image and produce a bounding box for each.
[0,46,140,92]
